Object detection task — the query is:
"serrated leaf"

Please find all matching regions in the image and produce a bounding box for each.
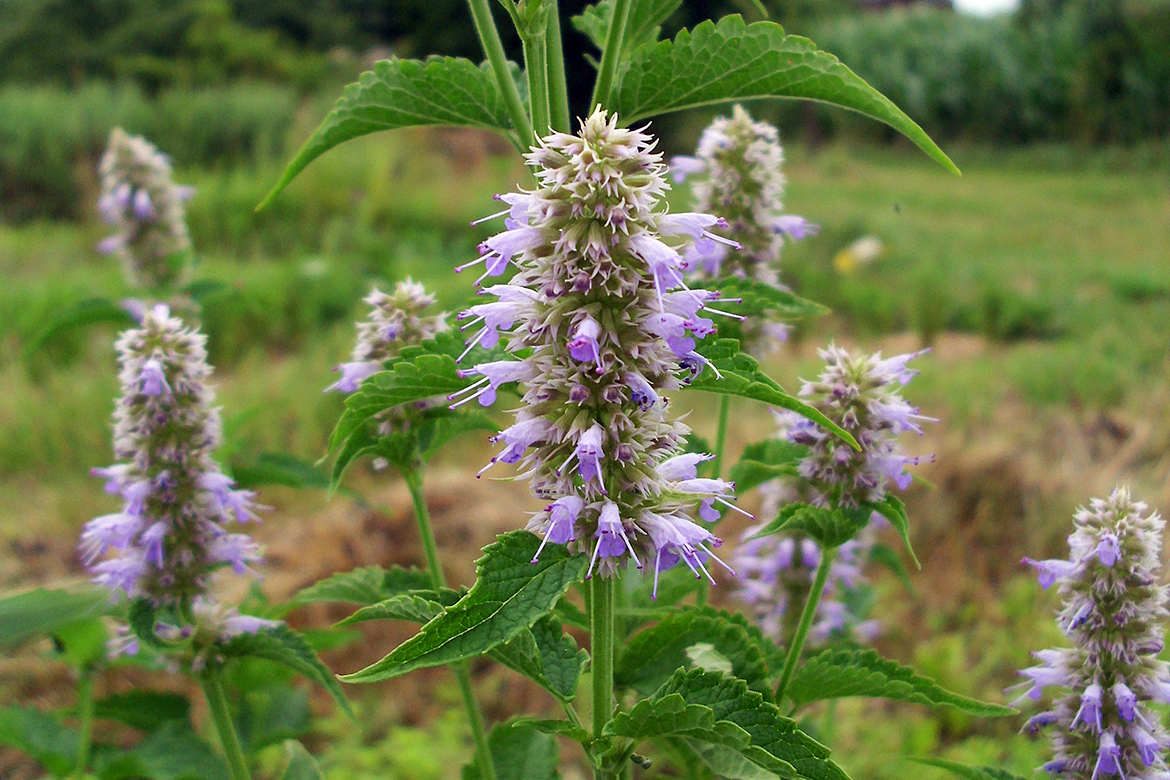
[464,721,560,780]
[686,340,858,451]
[419,411,500,458]
[656,670,850,780]
[24,298,137,356]
[616,607,775,700]
[613,16,958,175]
[869,494,920,568]
[220,625,351,716]
[289,565,432,609]
[786,647,1015,717]
[487,616,587,703]
[94,691,191,732]
[512,717,590,743]
[698,278,828,322]
[749,503,869,549]
[0,706,78,776]
[96,722,229,780]
[572,0,683,53]
[0,586,106,649]
[342,532,586,684]
[609,694,795,778]
[261,57,518,207]
[728,439,807,494]
[909,758,1030,780]
[553,597,589,631]
[671,738,787,780]
[337,588,460,626]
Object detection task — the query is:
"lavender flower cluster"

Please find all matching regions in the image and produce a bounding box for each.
[97,128,195,290]
[449,109,749,589]
[327,279,450,394]
[1015,487,1169,779]
[736,345,932,643]
[81,304,270,649]
[671,106,817,350]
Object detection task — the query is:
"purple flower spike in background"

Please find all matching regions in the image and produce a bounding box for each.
[735,344,933,645]
[1014,487,1169,779]
[454,108,739,582]
[80,304,274,650]
[96,128,193,290]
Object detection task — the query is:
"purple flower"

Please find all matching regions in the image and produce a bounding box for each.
[1072,683,1103,731]
[1094,532,1121,566]
[771,215,819,240]
[1133,726,1160,767]
[1112,682,1137,722]
[573,424,606,489]
[132,189,155,220]
[1023,557,1079,588]
[452,360,537,408]
[326,361,380,394]
[139,359,170,396]
[668,155,706,183]
[588,501,639,577]
[482,417,551,474]
[568,316,602,365]
[532,496,583,562]
[1092,731,1121,779]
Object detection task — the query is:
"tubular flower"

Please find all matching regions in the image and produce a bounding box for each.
[327,279,450,394]
[96,128,194,290]
[670,106,818,350]
[452,108,746,584]
[1014,488,1169,779]
[782,343,934,509]
[81,304,265,620]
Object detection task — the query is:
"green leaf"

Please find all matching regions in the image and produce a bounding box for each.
[613,16,958,175]
[94,691,191,732]
[280,740,325,780]
[655,669,850,780]
[337,589,461,626]
[418,411,500,459]
[686,340,859,451]
[697,278,829,322]
[489,616,587,703]
[220,625,352,716]
[908,758,1030,780]
[609,694,795,778]
[0,705,78,776]
[230,453,331,491]
[786,647,1015,717]
[0,586,106,649]
[868,542,914,593]
[96,722,229,780]
[869,495,920,568]
[52,617,109,668]
[24,298,137,357]
[669,738,788,780]
[616,607,776,700]
[342,531,586,684]
[289,565,433,609]
[261,57,517,208]
[237,686,312,753]
[464,721,560,780]
[749,503,870,549]
[728,439,807,494]
[572,0,683,54]
[512,717,590,743]
[127,598,171,650]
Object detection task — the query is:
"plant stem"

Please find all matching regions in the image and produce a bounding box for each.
[775,546,837,704]
[711,395,731,479]
[545,0,571,132]
[404,467,497,780]
[201,671,251,780]
[590,576,616,743]
[523,27,551,139]
[72,673,95,779]
[589,0,632,110]
[465,0,535,147]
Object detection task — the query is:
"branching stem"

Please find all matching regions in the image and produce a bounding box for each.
[465,0,535,147]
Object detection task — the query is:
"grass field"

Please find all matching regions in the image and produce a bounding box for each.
[1,129,1167,778]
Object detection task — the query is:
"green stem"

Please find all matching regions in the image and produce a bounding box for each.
[590,576,615,744]
[404,467,497,780]
[775,546,836,705]
[545,0,571,132]
[711,395,731,479]
[73,673,95,779]
[201,671,251,780]
[465,0,535,147]
[523,28,550,139]
[589,0,633,110]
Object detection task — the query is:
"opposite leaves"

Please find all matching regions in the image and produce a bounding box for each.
[785,646,1015,717]
[261,57,519,207]
[614,16,958,175]
[342,532,586,684]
